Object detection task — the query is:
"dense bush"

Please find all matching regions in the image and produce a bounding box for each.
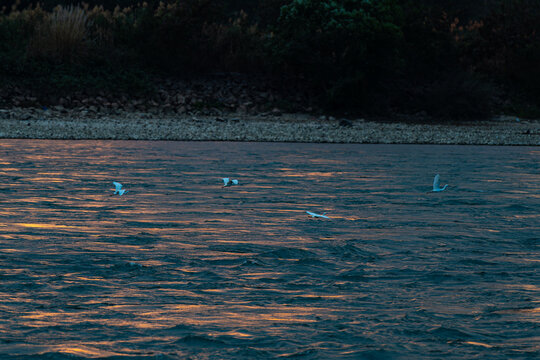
[122,0,222,73]
[472,0,540,94]
[391,1,496,119]
[0,0,539,118]
[270,0,403,111]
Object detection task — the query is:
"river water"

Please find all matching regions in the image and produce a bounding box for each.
[0,140,538,359]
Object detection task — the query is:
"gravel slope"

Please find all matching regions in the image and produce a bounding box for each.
[0,109,538,145]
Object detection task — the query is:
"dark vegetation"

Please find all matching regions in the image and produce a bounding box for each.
[1,0,539,119]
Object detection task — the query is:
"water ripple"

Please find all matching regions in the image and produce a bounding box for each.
[0,141,537,359]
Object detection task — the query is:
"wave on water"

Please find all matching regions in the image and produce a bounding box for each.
[0,141,537,359]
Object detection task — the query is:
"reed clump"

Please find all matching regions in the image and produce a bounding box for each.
[28,5,89,62]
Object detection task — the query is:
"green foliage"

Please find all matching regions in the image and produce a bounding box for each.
[0,0,539,118]
[270,0,403,110]
[128,0,223,73]
[0,16,28,74]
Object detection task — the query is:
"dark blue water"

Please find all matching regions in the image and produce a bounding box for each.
[0,140,538,359]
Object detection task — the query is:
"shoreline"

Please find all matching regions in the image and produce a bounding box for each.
[0,108,538,145]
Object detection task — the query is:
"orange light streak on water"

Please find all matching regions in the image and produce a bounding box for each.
[0,140,537,359]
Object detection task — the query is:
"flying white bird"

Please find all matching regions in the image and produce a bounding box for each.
[432,174,448,192]
[306,211,330,219]
[222,178,239,187]
[112,181,128,195]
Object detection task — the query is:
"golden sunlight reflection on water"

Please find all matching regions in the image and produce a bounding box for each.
[0,140,538,359]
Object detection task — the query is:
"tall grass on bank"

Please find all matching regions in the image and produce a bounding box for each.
[28,5,89,62]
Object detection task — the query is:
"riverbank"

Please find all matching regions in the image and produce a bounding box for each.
[0,107,538,145]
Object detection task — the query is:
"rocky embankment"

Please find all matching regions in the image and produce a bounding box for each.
[1,75,310,117]
[0,76,538,145]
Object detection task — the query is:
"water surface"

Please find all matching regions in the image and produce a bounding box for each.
[0,140,538,359]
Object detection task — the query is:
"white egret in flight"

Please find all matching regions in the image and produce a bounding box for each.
[306,211,330,219]
[113,181,128,195]
[432,174,448,192]
[222,178,239,187]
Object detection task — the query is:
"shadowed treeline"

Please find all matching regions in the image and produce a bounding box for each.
[1,0,539,119]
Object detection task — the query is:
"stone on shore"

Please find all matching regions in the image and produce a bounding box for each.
[0,109,537,145]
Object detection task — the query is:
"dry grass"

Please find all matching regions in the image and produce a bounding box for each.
[28,5,89,62]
